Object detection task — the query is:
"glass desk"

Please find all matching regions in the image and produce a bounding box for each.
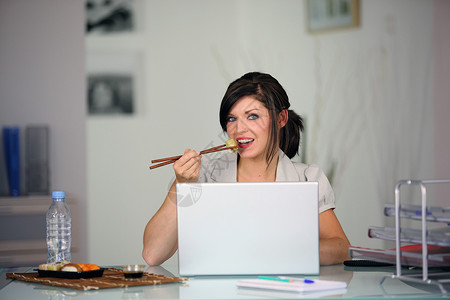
[0,263,448,299]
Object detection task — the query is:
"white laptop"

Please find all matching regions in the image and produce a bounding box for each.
[176,182,319,276]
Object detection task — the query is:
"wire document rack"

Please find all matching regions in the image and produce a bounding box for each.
[379,179,450,295]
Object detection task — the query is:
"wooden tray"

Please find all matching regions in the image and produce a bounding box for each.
[7,268,187,291]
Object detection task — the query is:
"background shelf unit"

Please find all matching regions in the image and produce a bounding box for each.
[0,196,78,267]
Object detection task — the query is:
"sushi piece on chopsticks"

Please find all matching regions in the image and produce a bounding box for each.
[149,139,238,170]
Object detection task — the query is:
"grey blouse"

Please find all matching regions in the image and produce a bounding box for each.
[198,149,336,213]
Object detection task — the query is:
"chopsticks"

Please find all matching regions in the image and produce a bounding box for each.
[150,144,237,170]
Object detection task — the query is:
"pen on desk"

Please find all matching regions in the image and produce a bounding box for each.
[257,276,292,283]
[277,276,315,284]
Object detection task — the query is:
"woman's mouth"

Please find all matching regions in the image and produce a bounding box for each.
[237,138,254,148]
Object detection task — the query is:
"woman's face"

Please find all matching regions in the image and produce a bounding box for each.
[226,96,271,161]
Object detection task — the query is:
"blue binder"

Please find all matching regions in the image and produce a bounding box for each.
[0,131,9,196]
[3,127,20,196]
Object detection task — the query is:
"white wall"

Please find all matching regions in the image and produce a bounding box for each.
[0,0,87,262]
[433,0,450,206]
[87,0,437,266]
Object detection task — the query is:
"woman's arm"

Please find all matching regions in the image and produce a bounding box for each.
[142,150,201,266]
[142,182,178,266]
[318,209,350,265]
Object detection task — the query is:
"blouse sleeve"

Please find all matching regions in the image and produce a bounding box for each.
[303,164,336,214]
[197,159,210,183]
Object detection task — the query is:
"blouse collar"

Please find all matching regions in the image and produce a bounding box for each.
[209,149,300,182]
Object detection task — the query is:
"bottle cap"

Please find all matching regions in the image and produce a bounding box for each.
[52,191,65,199]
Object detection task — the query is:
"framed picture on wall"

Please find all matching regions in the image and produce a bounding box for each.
[306,0,360,32]
[88,74,133,115]
[86,0,135,34]
[87,52,141,116]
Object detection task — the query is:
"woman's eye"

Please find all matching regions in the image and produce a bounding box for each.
[227,116,236,122]
[248,114,259,120]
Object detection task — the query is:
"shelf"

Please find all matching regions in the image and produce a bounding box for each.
[384,203,450,223]
[0,196,50,215]
[368,226,450,247]
[349,245,450,268]
[0,196,79,267]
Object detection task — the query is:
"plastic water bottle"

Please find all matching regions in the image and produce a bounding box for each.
[46,191,72,263]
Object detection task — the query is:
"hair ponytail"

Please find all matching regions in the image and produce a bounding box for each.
[279,110,304,159]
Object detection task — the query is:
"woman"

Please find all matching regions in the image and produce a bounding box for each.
[143,72,350,266]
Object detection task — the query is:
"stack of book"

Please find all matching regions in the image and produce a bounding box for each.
[1,125,49,197]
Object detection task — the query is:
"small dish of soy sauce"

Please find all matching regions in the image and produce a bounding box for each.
[122,265,145,281]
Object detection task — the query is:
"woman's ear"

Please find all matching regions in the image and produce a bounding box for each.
[278,109,288,128]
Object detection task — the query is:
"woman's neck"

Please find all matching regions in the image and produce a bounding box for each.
[237,154,278,182]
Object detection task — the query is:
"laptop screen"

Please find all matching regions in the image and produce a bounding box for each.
[176,182,319,276]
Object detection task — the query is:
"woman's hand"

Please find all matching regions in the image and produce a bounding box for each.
[174,149,201,183]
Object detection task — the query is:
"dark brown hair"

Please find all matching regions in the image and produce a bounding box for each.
[219,72,304,165]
